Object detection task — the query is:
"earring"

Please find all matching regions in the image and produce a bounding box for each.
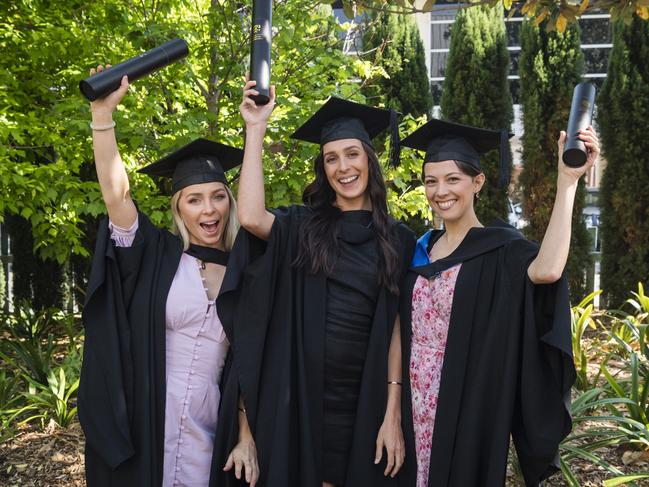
[475,191,480,200]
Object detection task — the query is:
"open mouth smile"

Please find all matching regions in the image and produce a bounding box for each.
[338,175,359,186]
[436,199,457,210]
[199,220,220,235]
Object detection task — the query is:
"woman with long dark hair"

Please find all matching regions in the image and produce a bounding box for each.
[397,118,599,486]
[213,82,415,487]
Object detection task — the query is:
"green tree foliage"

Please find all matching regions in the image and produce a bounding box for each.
[518,20,592,300]
[362,11,432,117]
[598,18,649,307]
[439,5,513,224]
[0,1,427,270]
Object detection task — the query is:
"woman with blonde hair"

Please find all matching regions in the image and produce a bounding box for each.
[78,67,259,487]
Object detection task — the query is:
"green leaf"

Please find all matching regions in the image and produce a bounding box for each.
[604,475,649,487]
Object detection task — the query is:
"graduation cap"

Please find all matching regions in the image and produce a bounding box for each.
[400,118,513,187]
[291,97,401,166]
[138,138,244,194]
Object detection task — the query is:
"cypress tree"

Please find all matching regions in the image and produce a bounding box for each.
[362,11,433,117]
[440,5,513,224]
[598,18,649,307]
[519,20,592,300]
[0,253,5,311]
[6,214,65,310]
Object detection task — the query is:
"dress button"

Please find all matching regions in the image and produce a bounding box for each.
[188,385,193,390]
[179,439,184,444]
[197,342,202,347]
[182,415,187,419]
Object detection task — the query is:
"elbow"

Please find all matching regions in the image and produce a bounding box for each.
[102,190,131,212]
[529,267,563,284]
[237,207,261,234]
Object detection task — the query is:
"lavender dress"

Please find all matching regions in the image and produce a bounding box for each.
[111,217,229,487]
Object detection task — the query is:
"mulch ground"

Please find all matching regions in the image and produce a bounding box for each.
[0,421,84,487]
[1,418,648,486]
[1,332,647,486]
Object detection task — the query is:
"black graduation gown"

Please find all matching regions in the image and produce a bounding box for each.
[78,211,235,486]
[212,205,416,487]
[398,221,575,487]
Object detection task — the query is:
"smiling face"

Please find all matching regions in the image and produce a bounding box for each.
[423,160,485,223]
[176,181,231,249]
[321,138,371,211]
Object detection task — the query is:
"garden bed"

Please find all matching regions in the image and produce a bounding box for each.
[1,418,647,486]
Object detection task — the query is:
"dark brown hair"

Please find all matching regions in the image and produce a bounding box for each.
[294,142,400,294]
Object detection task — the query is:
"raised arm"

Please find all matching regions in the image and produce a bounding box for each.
[527,127,600,284]
[89,65,137,229]
[237,81,276,241]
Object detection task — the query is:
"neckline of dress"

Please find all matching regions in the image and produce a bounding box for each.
[184,253,217,304]
[426,220,520,264]
[338,209,372,226]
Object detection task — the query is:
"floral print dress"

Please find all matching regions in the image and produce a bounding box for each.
[409,263,461,487]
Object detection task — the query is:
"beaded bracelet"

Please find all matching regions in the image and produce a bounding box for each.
[90,120,116,131]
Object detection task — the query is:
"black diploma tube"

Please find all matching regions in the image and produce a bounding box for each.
[562,82,596,167]
[79,38,189,101]
[249,0,272,105]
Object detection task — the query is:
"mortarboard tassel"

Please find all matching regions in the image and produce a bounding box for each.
[498,129,511,188]
[389,109,401,168]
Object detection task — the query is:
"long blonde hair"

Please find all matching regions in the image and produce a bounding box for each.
[170,184,239,251]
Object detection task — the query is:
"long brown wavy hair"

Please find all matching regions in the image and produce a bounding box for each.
[294,142,400,294]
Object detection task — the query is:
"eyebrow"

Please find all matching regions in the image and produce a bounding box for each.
[323,145,362,157]
[425,172,463,179]
[184,189,226,198]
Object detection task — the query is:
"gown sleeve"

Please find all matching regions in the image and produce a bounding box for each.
[505,238,576,486]
[216,205,304,427]
[211,205,305,486]
[78,211,159,469]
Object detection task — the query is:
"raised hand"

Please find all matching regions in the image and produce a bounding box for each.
[240,80,276,127]
[89,64,129,117]
[557,125,600,184]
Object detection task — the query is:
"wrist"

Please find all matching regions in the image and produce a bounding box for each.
[246,121,268,132]
[384,407,401,423]
[238,427,253,442]
[91,110,114,123]
[557,172,579,190]
[385,396,401,418]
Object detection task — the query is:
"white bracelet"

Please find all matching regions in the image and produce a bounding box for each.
[90,120,116,131]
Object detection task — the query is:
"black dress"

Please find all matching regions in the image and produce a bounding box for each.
[323,210,380,484]
[212,205,416,487]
